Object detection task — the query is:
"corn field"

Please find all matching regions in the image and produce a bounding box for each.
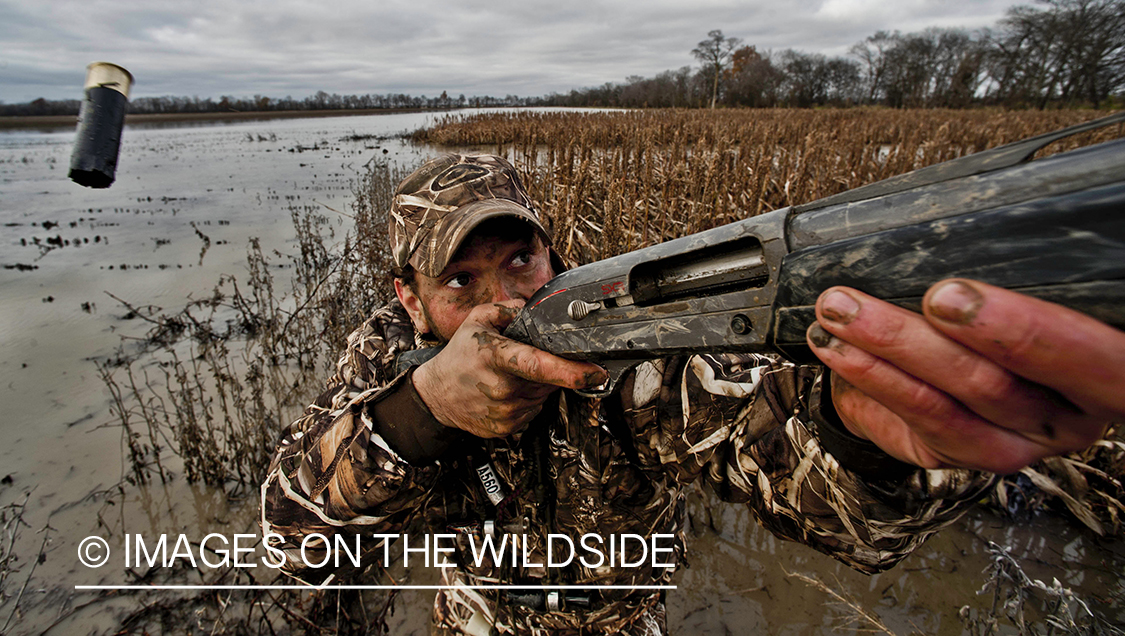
[414,108,1125,265]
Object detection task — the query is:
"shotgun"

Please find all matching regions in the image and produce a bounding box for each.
[402,113,1125,396]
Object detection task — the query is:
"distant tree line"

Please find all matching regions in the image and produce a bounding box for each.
[2,0,1120,117]
[0,90,534,118]
[545,0,1124,109]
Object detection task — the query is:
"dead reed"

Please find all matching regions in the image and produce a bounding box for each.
[960,541,1125,636]
[792,538,1125,635]
[96,159,406,490]
[785,569,897,635]
[414,108,1124,265]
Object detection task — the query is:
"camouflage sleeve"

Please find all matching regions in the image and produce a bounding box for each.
[259,302,444,584]
[623,354,996,574]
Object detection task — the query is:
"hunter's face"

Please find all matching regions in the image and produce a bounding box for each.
[396,221,554,342]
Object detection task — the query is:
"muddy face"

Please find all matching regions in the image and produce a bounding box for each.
[405,222,554,342]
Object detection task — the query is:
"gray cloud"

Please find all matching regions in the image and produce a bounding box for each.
[1,0,1015,103]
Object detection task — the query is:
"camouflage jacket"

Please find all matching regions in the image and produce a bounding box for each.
[261,300,994,634]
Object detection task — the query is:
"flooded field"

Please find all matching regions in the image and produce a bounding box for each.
[0,111,434,633]
[0,110,1121,635]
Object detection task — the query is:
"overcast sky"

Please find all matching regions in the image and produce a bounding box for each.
[2,0,1019,104]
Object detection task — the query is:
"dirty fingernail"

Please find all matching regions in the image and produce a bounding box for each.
[807,323,839,350]
[582,367,609,388]
[821,290,860,324]
[928,280,983,325]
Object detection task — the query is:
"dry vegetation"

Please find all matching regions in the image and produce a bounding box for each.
[414,108,1124,265]
[98,160,403,490]
[86,107,1124,634]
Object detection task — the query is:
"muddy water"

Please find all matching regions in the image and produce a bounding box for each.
[0,112,1121,635]
[0,112,433,633]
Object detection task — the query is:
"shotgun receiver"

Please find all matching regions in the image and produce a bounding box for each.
[496,113,1125,396]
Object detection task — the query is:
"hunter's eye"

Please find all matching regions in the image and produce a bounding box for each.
[510,250,533,268]
[445,273,473,289]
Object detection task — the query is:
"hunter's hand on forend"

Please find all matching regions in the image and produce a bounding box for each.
[806,278,1123,474]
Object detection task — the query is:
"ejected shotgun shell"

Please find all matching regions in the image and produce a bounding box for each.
[69,62,133,189]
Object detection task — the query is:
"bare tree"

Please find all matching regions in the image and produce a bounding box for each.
[693,30,743,109]
[778,50,828,107]
[850,31,896,103]
[929,29,988,108]
[776,50,859,107]
[1053,0,1125,107]
[823,57,863,105]
[726,45,783,107]
[987,0,1124,108]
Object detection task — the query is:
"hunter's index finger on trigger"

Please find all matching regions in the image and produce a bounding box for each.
[499,341,607,390]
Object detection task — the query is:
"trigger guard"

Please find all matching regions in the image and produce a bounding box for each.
[574,360,640,399]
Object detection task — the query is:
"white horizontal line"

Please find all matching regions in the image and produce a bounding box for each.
[74,585,677,591]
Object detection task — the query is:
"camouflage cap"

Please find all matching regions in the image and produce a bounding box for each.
[389,154,550,278]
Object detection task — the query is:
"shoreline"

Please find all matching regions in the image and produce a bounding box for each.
[0,107,450,130]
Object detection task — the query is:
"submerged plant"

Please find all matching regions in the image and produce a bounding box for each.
[97,160,408,490]
[960,542,1124,636]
